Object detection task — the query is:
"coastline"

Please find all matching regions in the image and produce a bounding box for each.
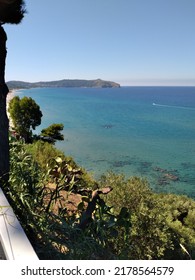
[7,89,16,103]
[8,86,195,199]
[6,89,17,129]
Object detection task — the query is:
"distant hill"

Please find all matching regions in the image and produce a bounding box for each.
[7,79,120,89]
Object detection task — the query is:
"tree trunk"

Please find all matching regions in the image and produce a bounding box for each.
[0,25,9,186]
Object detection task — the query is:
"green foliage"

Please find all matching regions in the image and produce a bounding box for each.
[25,140,94,188]
[100,172,195,259]
[157,193,195,259]
[40,123,64,144]
[7,138,104,259]
[6,139,195,260]
[100,173,152,214]
[7,138,79,258]
[46,156,89,193]
[8,96,42,142]
[25,140,65,170]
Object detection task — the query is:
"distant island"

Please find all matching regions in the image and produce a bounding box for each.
[7,79,120,89]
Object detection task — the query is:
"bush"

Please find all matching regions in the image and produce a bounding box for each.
[100,172,195,259]
[25,140,65,170]
[7,138,112,259]
[6,140,195,260]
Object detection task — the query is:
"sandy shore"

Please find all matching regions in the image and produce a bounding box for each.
[7,89,16,104]
[6,90,17,129]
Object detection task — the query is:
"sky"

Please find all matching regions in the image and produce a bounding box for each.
[4,0,195,86]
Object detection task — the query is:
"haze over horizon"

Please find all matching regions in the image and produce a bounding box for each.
[4,0,195,86]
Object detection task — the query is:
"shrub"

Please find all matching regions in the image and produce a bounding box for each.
[100,172,195,259]
[6,140,195,260]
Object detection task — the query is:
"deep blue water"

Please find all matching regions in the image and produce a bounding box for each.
[18,86,195,198]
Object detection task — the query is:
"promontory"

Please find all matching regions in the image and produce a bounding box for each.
[7,79,120,89]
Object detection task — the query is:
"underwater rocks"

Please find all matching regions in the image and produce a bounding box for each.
[112,160,133,168]
[164,173,179,181]
[153,166,179,186]
[101,124,114,129]
[106,155,189,188]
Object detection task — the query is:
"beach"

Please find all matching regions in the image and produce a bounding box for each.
[6,89,16,129]
[6,89,16,107]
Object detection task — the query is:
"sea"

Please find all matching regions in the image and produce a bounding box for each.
[17,86,195,199]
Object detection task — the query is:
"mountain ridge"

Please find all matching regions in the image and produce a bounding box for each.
[7,79,120,89]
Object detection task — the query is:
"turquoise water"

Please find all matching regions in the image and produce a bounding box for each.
[18,86,195,198]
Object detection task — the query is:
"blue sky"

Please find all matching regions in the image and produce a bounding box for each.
[4,0,195,86]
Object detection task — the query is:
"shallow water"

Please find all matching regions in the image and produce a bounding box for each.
[18,86,195,198]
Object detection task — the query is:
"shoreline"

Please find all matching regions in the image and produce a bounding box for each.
[6,89,18,129]
[7,89,16,103]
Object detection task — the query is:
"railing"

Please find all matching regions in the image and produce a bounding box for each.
[0,188,38,260]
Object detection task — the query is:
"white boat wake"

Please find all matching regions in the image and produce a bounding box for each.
[152,102,195,110]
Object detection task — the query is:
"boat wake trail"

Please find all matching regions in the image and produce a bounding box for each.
[152,103,195,110]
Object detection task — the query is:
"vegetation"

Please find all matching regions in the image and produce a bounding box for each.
[8,96,43,143]
[40,123,64,144]
[8,96,64,144]
[2,0,194,261]
[3,136,195,260]
[4,95,195,259]
[25,140,65,170]
[101,173,195,259]
[7,79,120,89]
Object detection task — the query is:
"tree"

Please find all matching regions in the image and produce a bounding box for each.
[0,0,26,183]
[40,123,64,144]
[8,96,42,143]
